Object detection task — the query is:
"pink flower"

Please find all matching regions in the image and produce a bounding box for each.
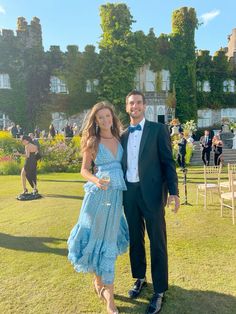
[0,156,13,162]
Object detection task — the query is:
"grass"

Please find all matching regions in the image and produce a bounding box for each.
[0,168,236,314]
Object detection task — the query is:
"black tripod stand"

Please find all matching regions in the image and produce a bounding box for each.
[181,168,192,206]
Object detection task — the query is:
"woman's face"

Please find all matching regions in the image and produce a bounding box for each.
[95,108,113,131]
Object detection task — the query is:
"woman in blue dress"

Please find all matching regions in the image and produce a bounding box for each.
[67,101,129,314]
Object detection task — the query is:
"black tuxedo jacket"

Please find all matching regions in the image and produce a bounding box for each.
[178,138,187,155]
[121,120,178,211]
[200,136,212,152]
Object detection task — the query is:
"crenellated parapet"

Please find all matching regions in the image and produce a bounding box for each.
[17,16,42,48]
[196,50,210,57]
[0,16,42,48]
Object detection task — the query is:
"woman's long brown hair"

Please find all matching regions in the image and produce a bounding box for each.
[81,101,122,158]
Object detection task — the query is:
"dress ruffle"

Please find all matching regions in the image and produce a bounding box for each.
[67,216,129,284]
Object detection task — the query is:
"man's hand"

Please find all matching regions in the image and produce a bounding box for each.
[167,195,180,213]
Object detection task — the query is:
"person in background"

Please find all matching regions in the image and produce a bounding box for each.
[64,124,72,137]
[16,124,23,138]
[212,135,223,166]
[29,133,40,152]
[177,132,187,169]
[49,124,56,138]
[15,135,39,195]
[10,123,18,138]
[72,123,78,136]
[200,130,212,166]
[34,126,41,139]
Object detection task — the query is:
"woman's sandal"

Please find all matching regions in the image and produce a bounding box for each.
[22,189,28,195]
[99,287,119,314]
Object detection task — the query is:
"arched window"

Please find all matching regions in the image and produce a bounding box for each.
[157,107,165,115]
[145,106,154,121]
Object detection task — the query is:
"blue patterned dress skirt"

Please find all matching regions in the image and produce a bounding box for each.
[67,143,129,284]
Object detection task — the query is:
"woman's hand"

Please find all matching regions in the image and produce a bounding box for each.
[95,178,109,190]
[13,151,21,156]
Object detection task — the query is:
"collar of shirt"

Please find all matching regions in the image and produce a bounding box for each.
[129,118,145,130]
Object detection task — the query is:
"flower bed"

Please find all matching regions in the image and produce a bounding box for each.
[0,131,82,175]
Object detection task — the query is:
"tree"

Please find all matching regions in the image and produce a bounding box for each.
[23,47,50,131]
[98,3,137,118]
[171,7,198,122]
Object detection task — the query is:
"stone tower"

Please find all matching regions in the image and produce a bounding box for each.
[227,28,236,64]
[16,17,43,48]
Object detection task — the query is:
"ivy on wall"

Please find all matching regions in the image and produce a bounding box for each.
[1,4,236,130]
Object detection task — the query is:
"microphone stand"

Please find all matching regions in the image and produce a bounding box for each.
[181,167,192,206]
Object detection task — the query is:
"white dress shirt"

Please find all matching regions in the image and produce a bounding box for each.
[126,118,145,183]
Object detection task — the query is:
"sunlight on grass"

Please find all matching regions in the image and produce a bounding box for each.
[0,169,236,313]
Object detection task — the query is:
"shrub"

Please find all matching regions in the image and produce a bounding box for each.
[0,132,82,173]
[171,136,194,166]
[38,134,82,173]
[0,131,23,157]
[185,142,194,164]
[0,157,22,175]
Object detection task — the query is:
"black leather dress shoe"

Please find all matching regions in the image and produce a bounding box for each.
[146,293,164,314]
[128,278,147,298]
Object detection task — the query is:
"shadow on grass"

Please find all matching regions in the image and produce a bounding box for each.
[44,194,83,200]
[0,233,67,256]
[115,285,236,313]
[39,179,86,183]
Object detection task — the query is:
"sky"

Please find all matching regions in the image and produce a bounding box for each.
[0,0,236,55]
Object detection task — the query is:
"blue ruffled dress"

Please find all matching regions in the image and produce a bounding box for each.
[67,142,129,284]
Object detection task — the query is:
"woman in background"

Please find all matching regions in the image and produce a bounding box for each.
[212,135,223,165]
[16,135,39,194]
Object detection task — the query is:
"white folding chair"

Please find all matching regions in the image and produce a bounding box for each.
[196,165,222,210]
[220,163,236,192]
[220,171,236,224]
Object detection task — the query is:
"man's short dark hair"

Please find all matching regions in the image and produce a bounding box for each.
[126,90,146,104]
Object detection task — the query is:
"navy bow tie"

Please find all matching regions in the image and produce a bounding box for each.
[128,124,142,133]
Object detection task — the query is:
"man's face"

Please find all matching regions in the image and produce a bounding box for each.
[205,131,209,136]
[126,94,146,121]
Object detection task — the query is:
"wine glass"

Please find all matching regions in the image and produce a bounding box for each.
[100,172,111,206]
[168,199,180,226]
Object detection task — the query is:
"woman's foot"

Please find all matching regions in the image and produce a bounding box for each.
[33,188,38,195]
[22,188,28,195]
[100,286,119,314]
[93,277,103,297]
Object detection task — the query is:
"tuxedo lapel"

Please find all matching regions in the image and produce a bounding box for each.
[122,129,129,169]
[139,120,151,159]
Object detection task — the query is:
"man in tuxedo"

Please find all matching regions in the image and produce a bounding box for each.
[200,130,212,166]
[121,90,179,314]
[177,132,187,169]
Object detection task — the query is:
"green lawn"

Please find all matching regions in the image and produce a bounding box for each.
[0,168,236,314]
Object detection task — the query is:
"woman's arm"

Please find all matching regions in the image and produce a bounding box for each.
[25,145,30,158]
[80,149,107,190]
